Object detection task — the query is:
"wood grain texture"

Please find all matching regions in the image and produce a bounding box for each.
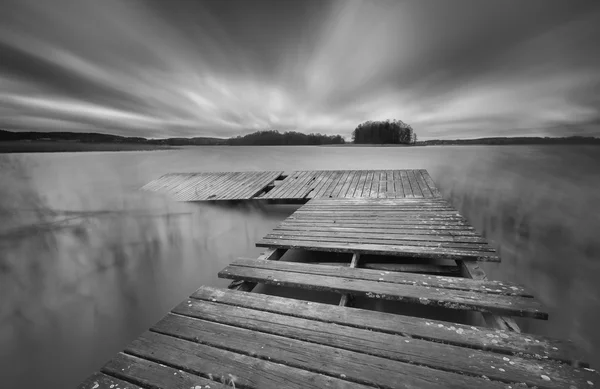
[152,314,511,389]
[172,297,597,388]
[219,264,547,318]
[192,286,588,366]
[227,259,532,296]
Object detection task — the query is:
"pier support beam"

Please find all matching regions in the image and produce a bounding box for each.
[339,253,360,307]
[458,260,521,332]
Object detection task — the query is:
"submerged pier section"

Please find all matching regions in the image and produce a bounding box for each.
[141,169,440,202]
[81,170,599,389]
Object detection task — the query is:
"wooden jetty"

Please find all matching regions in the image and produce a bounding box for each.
[141,169,440,202]
[81,170,599,389]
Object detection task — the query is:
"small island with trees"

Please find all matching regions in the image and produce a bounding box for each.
[352,120,417,144]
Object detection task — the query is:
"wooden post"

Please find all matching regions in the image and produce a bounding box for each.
[458,260,521,332]
[339,252,360,306]
[228,248,287,292]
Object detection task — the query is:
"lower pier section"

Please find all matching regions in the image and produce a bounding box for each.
[80,284,597,389]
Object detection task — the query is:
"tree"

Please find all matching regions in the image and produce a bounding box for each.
[352,120,416,144]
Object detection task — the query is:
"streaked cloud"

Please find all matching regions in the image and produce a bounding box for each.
[1,0,599,139]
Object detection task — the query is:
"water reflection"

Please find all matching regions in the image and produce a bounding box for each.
[1,145,599,387]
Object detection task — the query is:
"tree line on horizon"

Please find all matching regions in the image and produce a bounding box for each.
[225,130,345,145]
[352,119,417,144]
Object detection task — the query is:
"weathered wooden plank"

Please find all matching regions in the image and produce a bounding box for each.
[407,170,424,197]
[330,170,352,198]
[275,170,310,199]
[228,259,530,297]
[377,171,387,198]
[153,314,511,389]
[192,286,588,366]
[237,171,284,199]
[321,171,345,198]
[173,299,599,388]
[264,170,304,198]
[79,372,142,389]
[220,171,259,199]
[129,331,375,389]
[339,253,360,306]
[414,169,434,198]
[344,171,362,198]
[257,238,500,261]
[291,171,321,199]
[311,170,335,198]
[264,233,495,252]
[400,170,414,197]
[227,248,287,292]
[212,171,250,199]
[274,223,481,237]
[280,219,476,229]
[172,173,219,200]
[420,169,442,197]
[219,266,546,318]
[460,260,522,333]
[181,172,237,201]
[362,262,461,274]
[351,170,368,197]
[303,170,327,199]
[185,171,237,201]
[369,170,381,198]
[102,352,228,389]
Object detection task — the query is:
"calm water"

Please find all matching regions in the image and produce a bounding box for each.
[1,145,599,388]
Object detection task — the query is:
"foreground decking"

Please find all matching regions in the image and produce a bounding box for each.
[82,170,598,389]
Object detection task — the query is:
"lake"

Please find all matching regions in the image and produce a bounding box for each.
[1,145,599,388]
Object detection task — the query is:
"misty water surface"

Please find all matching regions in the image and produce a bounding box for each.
[1,145,599,388]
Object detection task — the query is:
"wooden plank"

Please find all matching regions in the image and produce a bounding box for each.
[385,170,396,198]
[153,314,512,389]
[377,171,387,198]
[339,253,360,306]
[274,223,480,236]
[264,233,495,252]
[414,169,434,198]
[420,169,442,197]
[280,219,476,229]
[192,286,588,366]
[312,170,336,198]
[218,171,258,199]
[407,170,424,197]
[173,298,599,388]
[460,260,522,333]
[257,238,501,261]
[400,170,414,197]
[227,248,286,292]
[228,259,531,297]
[236,171,283,199]
[362,262,461,274]
[219,265,546,318]
[211,171,246,199]
[340,170,361,198]
[180,172,235,201]
[368,170,380,198]
[79,372,141,389]
[330,170,352,198]
[173,173,219,200]
[351,170,368,197]
[273,170,309,199]
[264,171,304,198]
[289,170,320,199]
[128,331,375,389]
[303,170,327,199]
[321,171,344,198]
[101,352,229,389]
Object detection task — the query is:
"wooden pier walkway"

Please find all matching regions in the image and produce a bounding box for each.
[81,170,599,389]
[141,169,441,202]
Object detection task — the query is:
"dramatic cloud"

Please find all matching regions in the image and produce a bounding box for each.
[1,0,599,139]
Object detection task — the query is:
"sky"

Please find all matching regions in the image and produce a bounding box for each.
[1,0,600,140]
